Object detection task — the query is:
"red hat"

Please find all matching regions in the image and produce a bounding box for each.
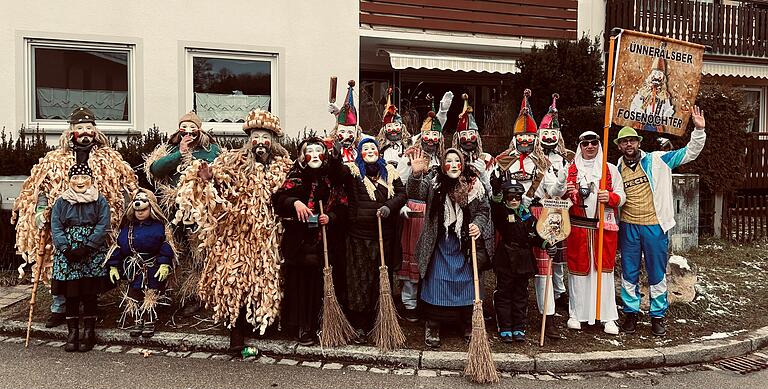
[382,87,400,125]
[513,89,538,134]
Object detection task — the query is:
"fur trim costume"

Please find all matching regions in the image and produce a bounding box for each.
[173,109,291,335]
[13,107,138,283]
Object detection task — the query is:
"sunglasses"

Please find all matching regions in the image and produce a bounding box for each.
[504,193,523,201]
[580,140,599,147]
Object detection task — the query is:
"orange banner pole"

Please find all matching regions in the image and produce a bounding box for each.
[596,34,618,322]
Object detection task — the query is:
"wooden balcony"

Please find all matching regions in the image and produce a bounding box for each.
[606,0,768,58]
[360,0,578,41]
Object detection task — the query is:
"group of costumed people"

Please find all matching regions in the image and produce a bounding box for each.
[13,81,707,356]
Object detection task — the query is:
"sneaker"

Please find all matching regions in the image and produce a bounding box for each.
[651,317,666,337]
[45,312,66,328]
[402,308,419,323]
[499,331,515,344]
[511,330,526,342]
[603,320,619,335]
[566,317,582,330]
[425,324,441,348]
[621,313,638,334]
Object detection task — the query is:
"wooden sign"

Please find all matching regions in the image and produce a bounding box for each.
[536,199,572,245]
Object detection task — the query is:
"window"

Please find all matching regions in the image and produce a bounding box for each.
[26,39,134,127]
[186,49,277,131]
[741,87,765,133]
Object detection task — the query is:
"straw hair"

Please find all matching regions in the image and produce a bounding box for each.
[320,266,357,348]
[372,265,406,352]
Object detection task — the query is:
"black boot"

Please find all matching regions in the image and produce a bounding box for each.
[79,317,96,352]
[129,318,143,337]
[424,322,440,348]
[544,315,561,339]
[141,321,155,338]
[651,317,666,337]
[65,318,79,352]
[622,313,638,334]
[45,312,66,328]
[228,326,245,357]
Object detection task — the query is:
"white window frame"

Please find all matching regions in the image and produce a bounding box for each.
[23,38,136,134]
[741,86,766,133]
[185,48,279,136]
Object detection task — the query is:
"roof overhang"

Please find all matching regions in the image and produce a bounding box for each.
[702,61,768,79]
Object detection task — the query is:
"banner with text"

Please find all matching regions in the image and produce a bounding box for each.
[611,30,705,136]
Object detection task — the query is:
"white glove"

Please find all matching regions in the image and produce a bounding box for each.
[471,159,487,177]
[399,205,412,219]
[328,103,340,116]
[521,195,533,209]
[437,91,454,128]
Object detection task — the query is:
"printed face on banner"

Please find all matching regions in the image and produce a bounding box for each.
[611,32,704,136]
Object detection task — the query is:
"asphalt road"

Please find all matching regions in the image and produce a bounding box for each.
[0,341,766,389]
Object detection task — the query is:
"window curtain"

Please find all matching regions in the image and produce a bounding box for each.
[36,87,128,120]
[195,92,271,122]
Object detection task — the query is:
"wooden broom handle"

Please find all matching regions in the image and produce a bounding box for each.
[471,238,480,303]
[377,216,386,267]
[320,201,329,268]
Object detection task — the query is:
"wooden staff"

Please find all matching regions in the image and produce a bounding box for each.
[464,237,499,383]
[596,34,618,321]
[329,77,338,104]
[25,231,47,348]
[539,245,555,347]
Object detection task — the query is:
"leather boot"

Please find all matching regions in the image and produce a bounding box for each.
[651,317,666,337]
[228,325,245,357]
[64,318,79,352]
[424,322,441,348]
[129,318,143,337]
[45,312,66,328]
[544,315,561,339]
[79,317,96,352]
[622,313,638,334]
[141,321,155,338]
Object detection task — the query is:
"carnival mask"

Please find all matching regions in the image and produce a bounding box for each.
[458,129,478,152]
[132,192,150,211]
[303,143,326,169]
[515,133,536,155]
[539,128,560,151]
[69,175,93,194]
[650,69,665,88]
[71,123,96,146]
[384,123,403,142]
[178,121,200,140]
[250,130,273,157]
[361,142,380,164]
[420,130,441,153]
[336,125,357,148]
[443,152,462,179]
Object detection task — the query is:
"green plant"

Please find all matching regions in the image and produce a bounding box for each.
[0,126,53,176]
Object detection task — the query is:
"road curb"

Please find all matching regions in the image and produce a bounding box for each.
[2,319,766,373]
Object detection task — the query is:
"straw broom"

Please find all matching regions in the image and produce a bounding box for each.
[318,201,357,348]
[464,237,499,383]
[371,215,405,352]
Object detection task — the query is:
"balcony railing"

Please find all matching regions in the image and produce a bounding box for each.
[606,0,768,58]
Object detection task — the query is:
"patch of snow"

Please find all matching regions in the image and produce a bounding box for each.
[595,337,621,347]
[669,255,691,271]
[700,244,724,250]
[698,330,747,341]
[675,319,687,324]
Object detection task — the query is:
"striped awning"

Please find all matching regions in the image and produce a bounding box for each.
[703,61,768,79]
[381,49,519,74]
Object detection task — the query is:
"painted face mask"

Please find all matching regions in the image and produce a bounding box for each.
[538,128,560,151]
[336,125,357,148]
[443,152,463,179]
[458,129,478,152]
[361,142,379,164]
[132,191,150,211]
[69,175,93,194]
[384,123,403,142]
[421,130,440,153]
[303,143,326,169]
[515,133,536,155]
[250,130,273,158]
[178,121,200,141]
[72,123,96,146]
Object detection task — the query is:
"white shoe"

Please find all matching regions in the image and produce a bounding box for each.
[566,317,581,330]
[603,320,619,335]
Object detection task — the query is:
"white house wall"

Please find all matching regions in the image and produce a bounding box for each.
[0,0,359,139]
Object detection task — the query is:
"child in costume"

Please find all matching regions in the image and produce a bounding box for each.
[490,178,555,343]
[273,136,348,346]
[107,188,176,338]
[50,163,111,352]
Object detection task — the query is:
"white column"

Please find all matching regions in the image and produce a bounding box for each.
[578,0,607,45]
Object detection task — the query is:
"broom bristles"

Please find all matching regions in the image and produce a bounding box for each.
[464,300,499,384]
[320,266,357,348]
[372,266,405,352]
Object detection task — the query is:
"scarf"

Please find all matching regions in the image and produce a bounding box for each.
[60,186,99,204]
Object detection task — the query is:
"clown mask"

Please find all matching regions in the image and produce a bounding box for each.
[178,121,200,141]
[443,152,462,179]
[361,142,380,164]
[421,130,441,153]
[132,192,151,221]
[250,130,273,158]
[70,175,93,194]
[303,143,326,169]
[458,129,478,152]
[650,69,665,88]
[515,133,536,155]
[71,122,96,146]
[538,128,560,151]
[336,125,357,148]
[384,122,403,142]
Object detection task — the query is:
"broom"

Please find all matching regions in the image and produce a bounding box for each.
[318,201,357,348]
[25,231,48,348]
[464,237,499,383]
[371,215,405,352]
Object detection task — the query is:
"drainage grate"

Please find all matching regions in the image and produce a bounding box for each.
[716,355,768,374]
